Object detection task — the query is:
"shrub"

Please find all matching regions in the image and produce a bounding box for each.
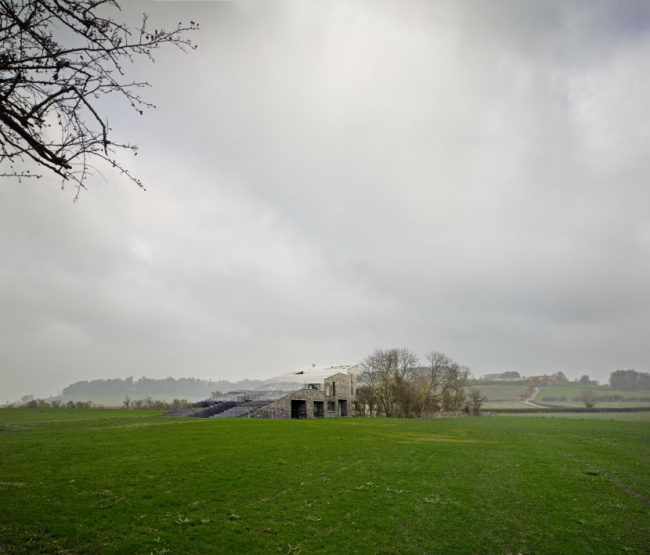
[580,389,599,408]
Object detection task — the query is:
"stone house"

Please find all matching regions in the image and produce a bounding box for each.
[249,365,359,419]
[162,364,359,419]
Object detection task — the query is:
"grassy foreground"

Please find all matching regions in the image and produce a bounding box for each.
[1,410,648,554]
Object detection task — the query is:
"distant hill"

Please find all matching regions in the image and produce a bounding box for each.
[60,376,264,399]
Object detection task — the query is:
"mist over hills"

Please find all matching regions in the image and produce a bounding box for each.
[60,376,264,399]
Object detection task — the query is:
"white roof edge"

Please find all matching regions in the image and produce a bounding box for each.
[257,364,358,391]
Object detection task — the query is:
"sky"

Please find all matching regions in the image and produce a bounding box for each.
[1,0,649,402]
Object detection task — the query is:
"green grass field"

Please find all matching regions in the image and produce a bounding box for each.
[482,401,532,410]
[1,410,649,554]
[474,381,650,410]
[537,385,649,399]
[501,412,650,421]
[536,385,650,409]
[0,409,161,425]
[472,384,526,402]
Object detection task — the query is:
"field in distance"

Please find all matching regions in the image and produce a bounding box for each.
[473,384,529,409]
[536,384,650,408]
[0,410,648,554]
[479,382,650,410]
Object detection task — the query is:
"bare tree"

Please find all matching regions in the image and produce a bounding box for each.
[356,385,379,416]
[440,364,470,413]
[467,387,486,416]
[0,0,198,197]
[360,348,471,418]
[359,348,396,417]
[420,352,470,415]
[580,389,598,408]
[395,348,419,381]
[421,351,452,415]
[391,348,420,417]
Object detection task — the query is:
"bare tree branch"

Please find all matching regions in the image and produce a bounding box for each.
[0,0,199,197]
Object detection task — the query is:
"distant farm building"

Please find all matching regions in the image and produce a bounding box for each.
[162,365,358,419]
[528,374,557,386]
[483,372,522,382]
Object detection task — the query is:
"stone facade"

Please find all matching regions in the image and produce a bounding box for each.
[247,371,357,419]
[160,364,360,420]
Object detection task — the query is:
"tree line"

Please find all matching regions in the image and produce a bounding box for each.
[357,348,485,418]
[8,397,189,411]
[62,377,263,397]
[609,370,650,391]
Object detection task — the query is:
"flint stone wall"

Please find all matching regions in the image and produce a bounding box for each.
[247,372,357,419]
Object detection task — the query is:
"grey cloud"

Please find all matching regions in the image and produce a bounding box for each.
[1,0,649,401]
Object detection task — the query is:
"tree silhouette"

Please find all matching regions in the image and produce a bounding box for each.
[0,0,198,197]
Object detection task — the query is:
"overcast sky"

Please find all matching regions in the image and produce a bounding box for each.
[2,0,649,402]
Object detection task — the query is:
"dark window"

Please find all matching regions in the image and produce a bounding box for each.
[291,399,307,419]
[332,382,336,396]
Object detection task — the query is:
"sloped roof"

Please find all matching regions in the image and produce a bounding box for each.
[255,364,357,392]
